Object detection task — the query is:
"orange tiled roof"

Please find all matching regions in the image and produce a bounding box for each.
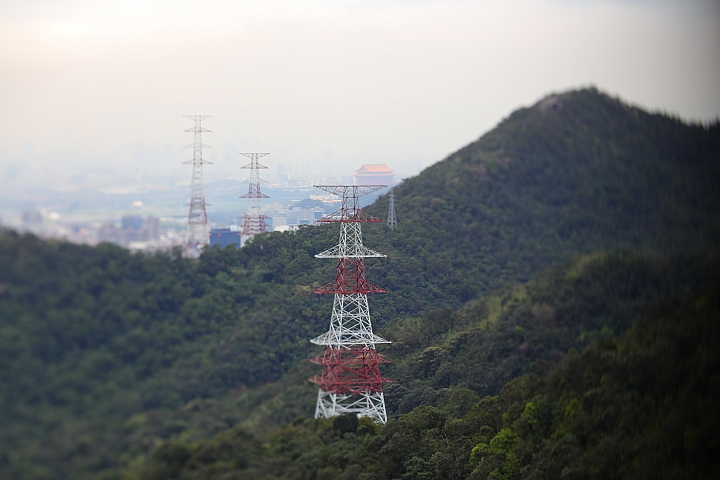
[354,164,393,174]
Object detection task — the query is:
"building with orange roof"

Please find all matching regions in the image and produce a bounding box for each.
[353,164,395,186]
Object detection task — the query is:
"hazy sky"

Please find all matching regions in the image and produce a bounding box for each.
[1,0,719,187]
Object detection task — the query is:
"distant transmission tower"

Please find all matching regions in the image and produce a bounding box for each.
[387,192,397,229]
[239,153,270,244]
[309,185,391,423]
[183,115,212,259]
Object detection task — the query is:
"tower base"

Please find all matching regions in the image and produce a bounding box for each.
[315,389,387,424]
[183,241,205,259]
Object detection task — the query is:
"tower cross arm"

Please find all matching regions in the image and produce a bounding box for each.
[183,159,213,165]
[320,210,383,223]
[314,185,386,197]
[315,245,386,258]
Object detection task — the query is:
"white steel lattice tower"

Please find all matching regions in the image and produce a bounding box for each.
[308,185,391,423]
[387,192,397,229]
[239,153,270,244]
[183,115,212,259]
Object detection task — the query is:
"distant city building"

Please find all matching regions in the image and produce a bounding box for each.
[98,215,161,247]
[283,206,324,226]
[273,213,288,228]
[353,164,394,186]
[286,208,301,226]
[209,228,241,248]
[121,215,144,230]
[144,217,161,240]
[22,210,44,225]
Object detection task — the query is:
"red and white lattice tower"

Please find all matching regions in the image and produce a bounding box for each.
[183,115,212,259]
[308,185,391,423]
[239,153,270,244]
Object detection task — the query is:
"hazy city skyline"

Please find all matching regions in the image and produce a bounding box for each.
[1,0,719,194]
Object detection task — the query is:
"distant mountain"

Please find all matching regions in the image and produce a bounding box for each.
[366,87,720,302]
[0,88,718,479]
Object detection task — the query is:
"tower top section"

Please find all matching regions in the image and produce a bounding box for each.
[315,185,386,223]
[240,152,270,170]
[183,115,212,132]
[183,115,213,165]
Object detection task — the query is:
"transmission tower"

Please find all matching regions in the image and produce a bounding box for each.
[308,185,391,423]
[387,192,397,229]
[239,153,270,244]
[183,115,212,259]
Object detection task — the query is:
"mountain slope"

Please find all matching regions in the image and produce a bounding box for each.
[367,87,720,301]
[128,253,720,480]
[0,88,718,479]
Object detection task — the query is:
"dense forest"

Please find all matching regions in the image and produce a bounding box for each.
[0,88,718,479]
[135,261,720,479]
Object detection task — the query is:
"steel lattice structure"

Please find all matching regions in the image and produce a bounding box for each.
[183,115,212,259]
[387,192,397,229]
[239,153,270,243]
[309,185,391,423]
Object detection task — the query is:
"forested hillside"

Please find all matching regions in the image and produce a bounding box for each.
[131,262,720,480]
[367,88,720,301]
[1,88,719,479]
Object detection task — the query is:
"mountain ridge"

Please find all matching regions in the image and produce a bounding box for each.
[363,87,719,300]
[0,87,718,479]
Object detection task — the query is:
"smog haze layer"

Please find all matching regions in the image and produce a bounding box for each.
[1,0,718,220]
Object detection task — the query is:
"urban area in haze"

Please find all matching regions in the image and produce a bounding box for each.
[0,149,396,252]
